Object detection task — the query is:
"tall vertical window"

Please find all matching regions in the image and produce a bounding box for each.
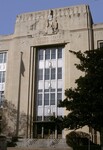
[37,47,63,120]
[57,68,62,79]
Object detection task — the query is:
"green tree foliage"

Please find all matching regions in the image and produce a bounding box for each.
[59,48,103,132]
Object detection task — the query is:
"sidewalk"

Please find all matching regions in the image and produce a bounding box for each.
[7,148,71,150]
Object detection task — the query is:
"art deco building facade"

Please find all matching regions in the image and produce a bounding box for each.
[0,4,103,142]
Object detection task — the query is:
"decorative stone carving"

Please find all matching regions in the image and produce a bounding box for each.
[46,10,59,35]
[30,20,39,30]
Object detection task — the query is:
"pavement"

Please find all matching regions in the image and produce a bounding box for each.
[7,148,71,150]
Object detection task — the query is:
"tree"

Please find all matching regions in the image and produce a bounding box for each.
[59,48,103,145]
[0,99,28,137]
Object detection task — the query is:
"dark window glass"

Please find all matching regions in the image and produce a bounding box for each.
[38,49,43,60]
[50,93,55,105]
[4,53,7,63]
[38,94,42,105]
[45,68,49,80]
[0,71,5,83]
[44,89,49,92]
[57,68,62,79]
[0,53,3,63]
[57,93,62,105]
[50,89,55,92]
[38,69,43,80]
[51,48,56,59]
[2,72,5,82]
[44,93,49,105]
[45,49,50,60]
[38,89,43,92]
[58,47,62,58]
[37,116,42,121]
[100,42,103,48]
[51,68,55,80]
[44,116,50,121]
[57,88,62,92]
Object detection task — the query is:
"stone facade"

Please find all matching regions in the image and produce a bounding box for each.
[0,4,103,143]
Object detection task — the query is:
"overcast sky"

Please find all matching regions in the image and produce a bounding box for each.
[0,0,103,35]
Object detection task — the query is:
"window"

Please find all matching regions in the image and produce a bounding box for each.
[57,93,62,105]
[57,68,62,79]
[38,69,43,80]
[51,68,55,80]
[0,71,5,83]
[58,47,62,58]
[38,94,42,105]
[45,68,49,80]
[50,93,55,105]
[45,49,50,60]
[44,93,49,105]
[51,48,56,59]
[38,49,43,60]
[100,42,103,48]
[0,52,7,63]
[37,116,42,121]
[97,41,103,49]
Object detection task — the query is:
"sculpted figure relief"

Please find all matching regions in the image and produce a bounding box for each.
[46,10,58,34]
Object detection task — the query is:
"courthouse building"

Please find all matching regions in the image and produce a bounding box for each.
[0,4,103,142]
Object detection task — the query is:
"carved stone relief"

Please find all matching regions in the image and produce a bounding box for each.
[29,9,59,36]
[46,10,59,35]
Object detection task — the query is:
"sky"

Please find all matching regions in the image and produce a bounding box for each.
[0,0,103,35]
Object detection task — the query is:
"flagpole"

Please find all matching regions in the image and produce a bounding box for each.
[16,51,23,137]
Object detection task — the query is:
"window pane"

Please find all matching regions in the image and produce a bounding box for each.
[57,68,62,79]
[57,93,62,105]
[38,49,43,60]
[58,47,62,58]
[45,49,50,60]
[0,72,2,83]
[100,42,103,48]
[44,89,49,92]
[0,53,3,63]
[44,93,49,105]
[37,116,42,121]
[50,89,55,92]
[38,69,43,80]
[50,93,55,105]
[51,68,55,80]
[51,48,56,59]
[45,68,49,80]
[38,89,43,92]
[2,72,5,83]
[57,88,62,92]
[38,94,42,105]
[3,53,7,63]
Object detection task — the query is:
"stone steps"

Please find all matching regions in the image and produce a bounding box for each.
[14,139,72,150]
